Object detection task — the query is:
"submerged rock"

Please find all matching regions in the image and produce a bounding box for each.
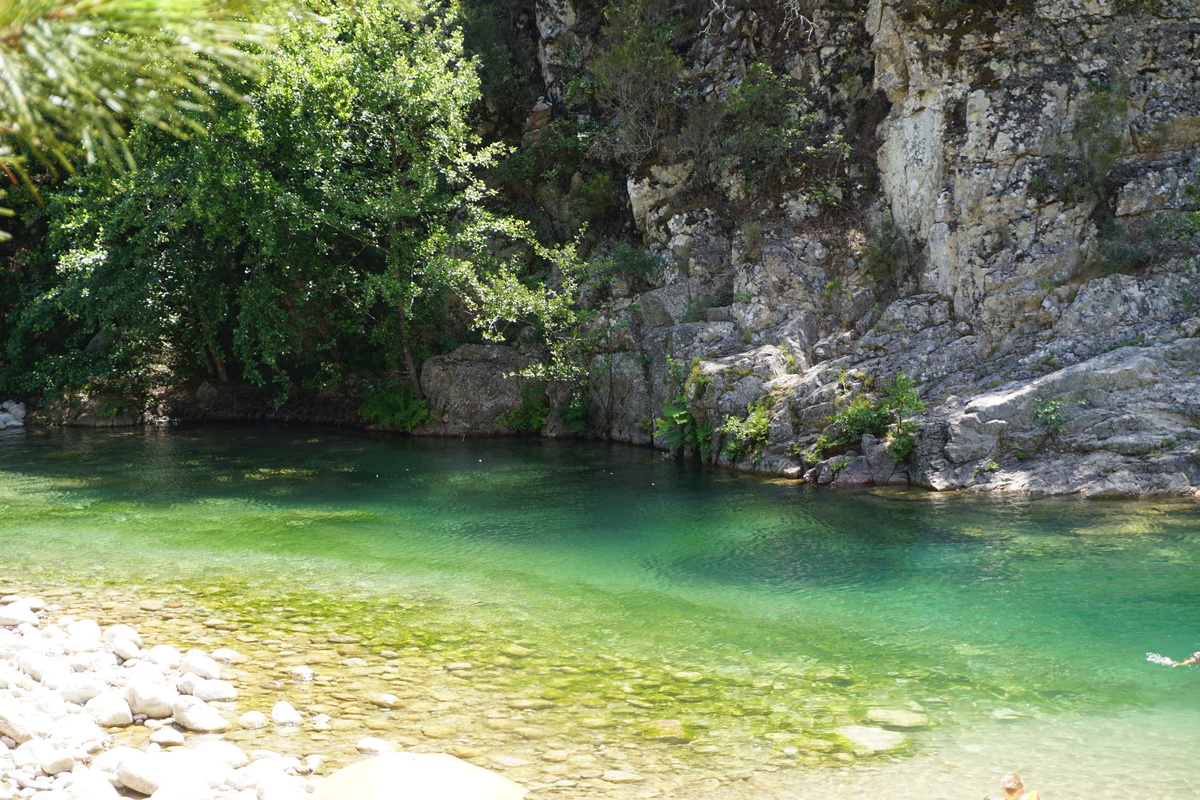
[865,708,929,729]
[601,770,645,784]
[836,725,907,754]
[639,719,692,743]
[239,710,269,729]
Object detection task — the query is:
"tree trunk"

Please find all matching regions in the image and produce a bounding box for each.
[398,305,423,400]
[192,297,229,384]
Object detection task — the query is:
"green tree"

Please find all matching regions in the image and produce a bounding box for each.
[8,0,578,402]
[323,4,507,398]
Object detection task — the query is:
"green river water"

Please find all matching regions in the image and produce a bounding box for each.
[1,425,1198,799]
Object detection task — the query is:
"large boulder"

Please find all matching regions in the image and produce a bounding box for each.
[418,345,535,436]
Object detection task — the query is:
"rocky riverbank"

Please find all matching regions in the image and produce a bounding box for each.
[411,0,1200,500]
[0,592,533,800]
[0,575,940,800]
[8,1,1200,501]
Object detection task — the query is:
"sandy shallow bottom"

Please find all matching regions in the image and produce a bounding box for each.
[4,576,1197,800]
[715,709,1200,800]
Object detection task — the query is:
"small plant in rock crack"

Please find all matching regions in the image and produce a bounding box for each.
[1032,394,1071,436]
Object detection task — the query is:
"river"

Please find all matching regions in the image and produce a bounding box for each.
[1,425,1196,799]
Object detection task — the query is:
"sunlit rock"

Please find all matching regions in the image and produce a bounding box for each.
[312,753,527,800]
[271,701,302,726]
[171,697,230,733]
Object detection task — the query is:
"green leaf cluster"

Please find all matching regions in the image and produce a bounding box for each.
[1032,394,1069,433]
[812,372,926,462]
[653,400,713,458]
[556,388,592,436]
[573,0,685,166]
[720,397,773,461]
[360,375,431,431]
[652,356,713,459]
[715,62,848,197]
[496,382,550,434]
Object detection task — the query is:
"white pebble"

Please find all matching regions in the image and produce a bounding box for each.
[355,736,393,755]
[191,679,238,703]
[270,702,302,727]
[0,606,37,633]
[237,711,269,730]
[146,646,182,669]
[110,638,141,662]
[170,697,229,733]
[65,621,101,641]
[59,676,106,705]
[179,652,220,681]
[192,740,249,769]
[84,692,133,727]
[125,680,179,719]
[176,674,203,696]
[102,625,143,649]
[148,727,185,747]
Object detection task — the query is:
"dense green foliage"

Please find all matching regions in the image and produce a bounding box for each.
[811,372,926,462]
[576,0,685,166]
[544,0,847,211]
[495,382,551,433]
[3,0,574,405]
[711,62,848,199]
[359,375,432,431]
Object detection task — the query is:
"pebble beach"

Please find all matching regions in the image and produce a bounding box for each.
[0,590,327,799]
[0,582,824,800]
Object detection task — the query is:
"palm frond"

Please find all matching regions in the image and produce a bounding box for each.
[0,0,270,172]
[0,0,273,240]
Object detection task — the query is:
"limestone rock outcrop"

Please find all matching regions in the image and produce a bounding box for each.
[421,1,1200,498]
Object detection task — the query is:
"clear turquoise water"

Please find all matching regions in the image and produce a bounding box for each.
[1,425,1198,796]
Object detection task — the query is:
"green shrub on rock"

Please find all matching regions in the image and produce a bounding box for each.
[652,356,714,459]
[811,372,925,462]
[496,382,551,434]
[716,62,848,198]
[721,398,774,461]
[578,0,685,165]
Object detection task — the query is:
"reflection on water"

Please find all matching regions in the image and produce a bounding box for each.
[1,425,1199,797]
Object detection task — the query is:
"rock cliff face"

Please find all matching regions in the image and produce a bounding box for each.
[422,0,1200,497]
